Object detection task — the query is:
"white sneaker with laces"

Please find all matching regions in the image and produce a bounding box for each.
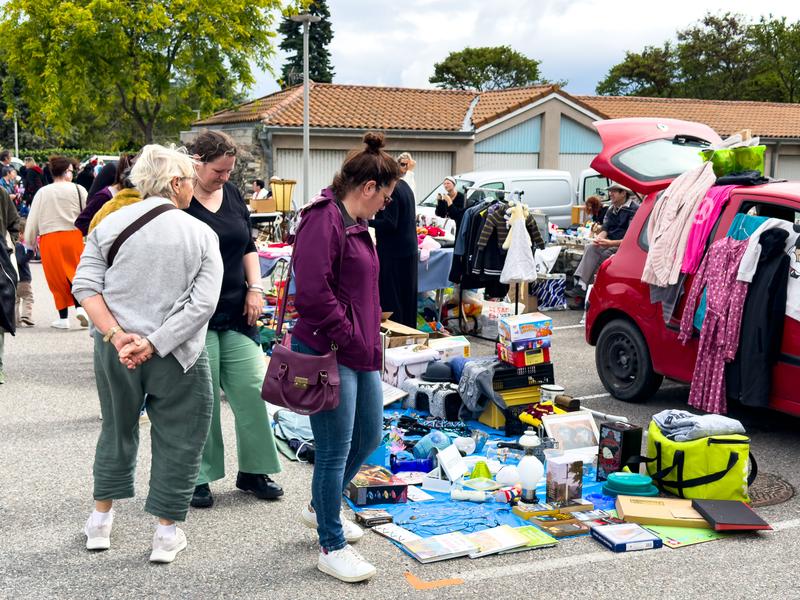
[51,318,70,330]
[317,544,376,583]
[75,307,89,328]
[300,504,363,543]
[149,527,187,563]
[84,511,114,550]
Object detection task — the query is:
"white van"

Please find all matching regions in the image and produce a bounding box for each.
[416,169,575,230]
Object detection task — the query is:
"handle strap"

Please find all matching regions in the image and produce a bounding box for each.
[275,209,346,344]
[107,203,177,267]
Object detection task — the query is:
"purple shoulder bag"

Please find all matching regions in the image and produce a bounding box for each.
[260,217,343,415]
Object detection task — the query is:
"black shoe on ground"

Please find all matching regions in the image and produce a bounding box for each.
[190,483,214,508]
[236,472,284,500]
[567,297,585,310]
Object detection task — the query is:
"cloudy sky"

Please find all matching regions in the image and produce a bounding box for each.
[251,0,800,99]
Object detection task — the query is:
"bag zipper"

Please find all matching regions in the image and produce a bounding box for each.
[707,437,750,445]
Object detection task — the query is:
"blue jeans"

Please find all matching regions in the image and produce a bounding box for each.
[291,338,383,551]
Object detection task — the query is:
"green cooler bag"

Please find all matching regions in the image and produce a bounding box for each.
[644,420,757,502]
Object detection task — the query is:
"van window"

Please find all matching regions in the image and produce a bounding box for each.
[418,178,474,207]
[466,182,505,205]
[511,178,572,209]
[582,174,611,203]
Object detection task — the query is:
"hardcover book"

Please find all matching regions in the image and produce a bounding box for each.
[690,500,772,532]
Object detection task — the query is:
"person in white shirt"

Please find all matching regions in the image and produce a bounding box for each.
[252,179,268,200]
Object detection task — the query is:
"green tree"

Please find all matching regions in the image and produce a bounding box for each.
[596,43,678,97]
[676,12,758,100]
[278,0,335,88]
[749,16,800,103]
[430,46,552,91]
[0,0,283,145]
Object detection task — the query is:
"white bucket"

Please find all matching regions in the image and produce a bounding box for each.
[541,384,565,403]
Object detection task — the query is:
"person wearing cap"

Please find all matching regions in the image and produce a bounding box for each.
[569,183,639,307]
[435,176,465,233]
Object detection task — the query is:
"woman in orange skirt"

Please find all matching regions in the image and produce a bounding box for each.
[24,156,89,329]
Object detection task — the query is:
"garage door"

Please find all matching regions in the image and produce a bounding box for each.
[274,149,453,205]
[777,155,800,181]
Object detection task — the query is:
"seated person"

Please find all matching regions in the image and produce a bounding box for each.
[584,195,607,231]
[568,183,639,306]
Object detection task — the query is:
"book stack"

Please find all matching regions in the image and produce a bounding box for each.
[481,312,556,431]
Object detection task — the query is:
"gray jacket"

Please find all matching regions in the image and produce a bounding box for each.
[73,197,223,371]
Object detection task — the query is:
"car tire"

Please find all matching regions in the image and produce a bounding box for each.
[595,318,663,402]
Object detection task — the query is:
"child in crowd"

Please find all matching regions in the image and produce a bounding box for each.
[15,218,34,327]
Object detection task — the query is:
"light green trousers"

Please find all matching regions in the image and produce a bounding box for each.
[92,333,214,522]
[196,330,282,485]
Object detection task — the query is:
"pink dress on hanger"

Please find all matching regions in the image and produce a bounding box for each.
[678,237,750,414]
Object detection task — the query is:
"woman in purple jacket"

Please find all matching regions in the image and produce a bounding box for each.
[292,132,400,583]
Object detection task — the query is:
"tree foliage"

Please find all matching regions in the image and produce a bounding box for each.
[596,12,800,103]
[278,0,335,88]
[0,0,283,145]
[429,46,552,91]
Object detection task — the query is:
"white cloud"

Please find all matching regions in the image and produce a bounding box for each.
[249,0,800,98]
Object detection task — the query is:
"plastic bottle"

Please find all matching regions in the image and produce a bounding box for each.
[450,488,491,502]
[517,428,545,504]
[412,430,450,459]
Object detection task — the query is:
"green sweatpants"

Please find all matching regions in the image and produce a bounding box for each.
[92,333,214,522]
[196,330,281,485]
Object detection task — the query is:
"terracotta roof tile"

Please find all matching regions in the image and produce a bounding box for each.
[579,95,800,139]
[471,85,556,128]
[193,87,299,126]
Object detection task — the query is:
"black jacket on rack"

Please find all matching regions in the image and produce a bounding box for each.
[726,228,790,407]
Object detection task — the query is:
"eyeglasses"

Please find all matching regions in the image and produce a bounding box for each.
[399,162,408,168]
[383,193,393,207]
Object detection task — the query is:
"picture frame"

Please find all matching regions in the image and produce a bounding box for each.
[542,411,600,451]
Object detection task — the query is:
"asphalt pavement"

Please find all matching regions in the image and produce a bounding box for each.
[1,266,799,599]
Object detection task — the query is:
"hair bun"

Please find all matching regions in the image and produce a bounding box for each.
[362,131,386,153]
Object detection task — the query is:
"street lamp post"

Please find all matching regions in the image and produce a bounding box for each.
[290,12,321,207]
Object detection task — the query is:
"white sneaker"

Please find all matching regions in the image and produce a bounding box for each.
[318,545,376,583]
[149,527,187,563]
[51,318,70,330]
[75,307,89,328]
[301,504,364,543]
[84,511,114,550]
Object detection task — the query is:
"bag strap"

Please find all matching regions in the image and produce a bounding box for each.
[274,210,347,345]
[76,184,84,211]
[747,452,758,486]
[107,203,177,267]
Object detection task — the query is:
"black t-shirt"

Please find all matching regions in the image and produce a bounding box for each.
[368,178,418,258]
[184,182,258,338]
[603,200,639,241]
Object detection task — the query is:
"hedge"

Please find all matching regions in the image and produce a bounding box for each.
[15,148,137,164]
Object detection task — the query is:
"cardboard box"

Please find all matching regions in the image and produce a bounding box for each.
[496,343,551,367]
[427,335,471,360]
[507,283,539,313]
[382,345,439,387]
[251,197,277,213]
[615,495,711,529]
[479,386,542,429]
[381,320,429,349]
[345,465,408,506]
[499,336,551,352]
[498,312,554,342]
[546,455,583,504]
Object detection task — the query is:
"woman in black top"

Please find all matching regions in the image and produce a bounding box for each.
[435,176,465,233]
[369,177,418,327]
[185,131,282,509]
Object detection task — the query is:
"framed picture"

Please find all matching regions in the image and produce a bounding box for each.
[542,411,600,451]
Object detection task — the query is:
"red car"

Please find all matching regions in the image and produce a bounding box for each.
[585,117,800,417]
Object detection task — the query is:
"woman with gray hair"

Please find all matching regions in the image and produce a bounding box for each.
[72,144,223,564]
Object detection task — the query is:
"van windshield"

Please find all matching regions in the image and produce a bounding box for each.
[418,178,475,207]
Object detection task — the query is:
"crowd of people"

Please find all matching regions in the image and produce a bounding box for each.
[0,131,442,583]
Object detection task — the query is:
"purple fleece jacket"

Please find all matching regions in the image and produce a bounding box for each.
[292,187,382,372]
